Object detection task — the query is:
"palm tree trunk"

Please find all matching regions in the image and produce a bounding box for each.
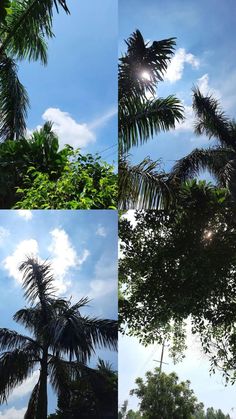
[36,348,48,419]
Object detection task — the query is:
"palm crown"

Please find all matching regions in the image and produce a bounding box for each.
[171,87,236,200]
[0,257,117,419]
[118,30,184,209]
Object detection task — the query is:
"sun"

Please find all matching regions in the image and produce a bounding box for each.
[141,71,151,81]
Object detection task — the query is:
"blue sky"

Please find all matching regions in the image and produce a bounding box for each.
[0,210,117,418]
[119,0,236,173]
[19,0,117,165]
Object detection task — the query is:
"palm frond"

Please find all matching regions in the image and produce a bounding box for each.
[171,147,236,187]
[193,87,234,148]
[48,300,117,363]
[0,348,37,403]
[119,29,176,99]
[119,156,174,209]
[0,55,29,141]
[120,95,184,153]
[0,328,37,351]
[19,257,55,306]
[0,0,70,64]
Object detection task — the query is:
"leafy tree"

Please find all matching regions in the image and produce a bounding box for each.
[172,88,236,201]
[0,123,117,209]
[119,29,184,209]
[119,181,236,379]
[0,0,69,141]
[0,257,118,419]
[129,368,204,419]
[50,358,117,418]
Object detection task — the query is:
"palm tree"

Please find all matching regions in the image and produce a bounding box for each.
[0,0,70,141]
[171,87,236,200]
[0,257,117,419]
[119,29,184,209]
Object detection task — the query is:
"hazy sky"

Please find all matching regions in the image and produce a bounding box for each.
[19,0,118,165]
[0,210,117,417]
[119,0,236,173]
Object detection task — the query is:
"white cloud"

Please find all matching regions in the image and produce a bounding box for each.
[165,48,200,83]
[48,228,90,294]
[42,108,95,149]
[96,224,107,237]
[0,407,27,419]
[0,226,10,246]
[2,239,39,283]
[39,105,117,150]
[197,73,221,99]
[17,210,33,221]
[9,371,39,402]
[2,229,90,296]
[88,254,117,299]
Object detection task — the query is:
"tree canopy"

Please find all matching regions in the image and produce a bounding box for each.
[119,181,236,380]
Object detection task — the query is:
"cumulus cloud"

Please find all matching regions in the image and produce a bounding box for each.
[165,48,200,83]
[2,229,90,295]
[17,210,33,221]
[0,407,27,419]
[39,105,117,150]
[48,228,90,294]
[9,371,39,402]
[2,239,39,283]
[42,108,95,149]
[96,224,107,237]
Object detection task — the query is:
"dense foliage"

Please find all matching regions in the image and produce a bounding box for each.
[48,359,117,418]
[0,258,118,419]
[119,181,236,380]
[0,123,117,209]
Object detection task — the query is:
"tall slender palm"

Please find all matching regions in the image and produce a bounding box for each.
[0,257,117,419]
[171,87,236,200]
[0,0,69,141]
[119,30,184,209]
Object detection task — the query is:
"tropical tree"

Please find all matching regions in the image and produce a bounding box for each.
[0,0,69,141]
[0,257,118,419]
[120,370,231,419]
[171,88,236,200]
[119,29,184,209]
[0,122,117,209]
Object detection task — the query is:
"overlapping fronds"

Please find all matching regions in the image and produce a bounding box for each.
[0,328,37,351]
[0,347,37,403]
[119,29,176,99]
[0,0,70,63]
[119,156,174,209]
[47,298,117,363]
